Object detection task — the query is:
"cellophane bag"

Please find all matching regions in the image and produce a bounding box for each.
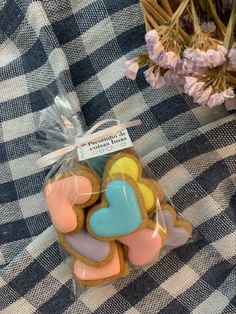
[34,90,193,288]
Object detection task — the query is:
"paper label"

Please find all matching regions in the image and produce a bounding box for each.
[77,129,133,161]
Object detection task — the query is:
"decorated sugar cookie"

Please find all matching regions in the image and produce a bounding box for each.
[87,174,148,240]
[44,166,100,233]
[154,204,192,249]
[104,150,161,212]
[57,227,116,266]
[87,153,114,177]
[119,220,167,266]
[73,243,129,287]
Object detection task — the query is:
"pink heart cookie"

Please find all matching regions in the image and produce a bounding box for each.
[73,243,129,287]
[155,204,192,249]
[45,167,100,233]
[119,225,165,266]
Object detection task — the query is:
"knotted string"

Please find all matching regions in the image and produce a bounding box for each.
[36,119,142,168]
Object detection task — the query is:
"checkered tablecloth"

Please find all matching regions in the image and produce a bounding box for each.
[0,1,235,313]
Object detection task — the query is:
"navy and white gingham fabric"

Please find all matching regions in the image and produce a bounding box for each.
[0,0,235,313]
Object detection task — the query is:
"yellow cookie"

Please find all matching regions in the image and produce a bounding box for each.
[104,150,159,212]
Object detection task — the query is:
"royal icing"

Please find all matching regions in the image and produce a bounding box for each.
[88,154,113,177]
[73,246,120,281]
[156,209,191,249]
[45,175,93,233]
[108,156,155,211]
[89,180,142,237]
[64,227,111,261]
[119,228,162,266]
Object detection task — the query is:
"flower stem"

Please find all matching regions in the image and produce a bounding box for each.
[142,0,169,22]
[227,74,236,87]
[191,0,201,34]
[160,0,173,17]
[147,0,170,20]
[145,10,163,28]
[224,0,236,49]
[140,2,152,31]
[169,0,190,26]
[138,52,150,66]
[146,8,165,28]
[215,0,221,17]
[198,0,207,11]
[141,0,167,25]
[208,0,226,35]
[220,0,236,75]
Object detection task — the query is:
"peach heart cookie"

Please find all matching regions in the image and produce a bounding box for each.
[57,227,116,266]
[118,220,167,266]
[103,149,159,212]
[73,243,129,287]
[87,174,148,240]
[44,165,100,233]
[153,204,192,249]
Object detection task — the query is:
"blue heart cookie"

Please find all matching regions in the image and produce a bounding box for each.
[89,179,143,237]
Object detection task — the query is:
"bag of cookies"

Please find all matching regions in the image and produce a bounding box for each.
[35,91,193,287]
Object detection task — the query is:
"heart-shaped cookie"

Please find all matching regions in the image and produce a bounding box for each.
[87,174,148,240]
[57,227,116,266]
[45,166,100,233]
[88,153,114,177]
[104,150,162,212]
[119,221,166,266]
[155,204,192,249]
[73,243,129,287]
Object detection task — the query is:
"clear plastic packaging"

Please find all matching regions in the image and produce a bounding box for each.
[35,91,193,287]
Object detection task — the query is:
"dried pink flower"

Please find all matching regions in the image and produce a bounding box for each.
[217,45,228,55]
[184,76,198,92]
[184,28,228,69]
[222,0,233,10]
[206,48,227,67]
[146,25,185,70]
[153,73,166,89]
[194,87,212,106]
[144,68,155,84]
[181,59,195,74]
[164,69,181,86]
[157,51,180,69]
[149,41,165,62]
[188,81,205,97]
[163,70,174,86]
[184,45,227,68]
[207,93,225,107]
[183,75,234,108]
[183,49,209,67]
[144,68,165,89]
[123,59,139,80]
[225,97,236,111]
[223,87,235,99]
[145,30,159,46]
[163,60,194,86]
[228,46,236,68]
[201,22,216,33]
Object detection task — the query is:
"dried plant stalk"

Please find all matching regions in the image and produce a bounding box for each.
[160,0,173,16]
